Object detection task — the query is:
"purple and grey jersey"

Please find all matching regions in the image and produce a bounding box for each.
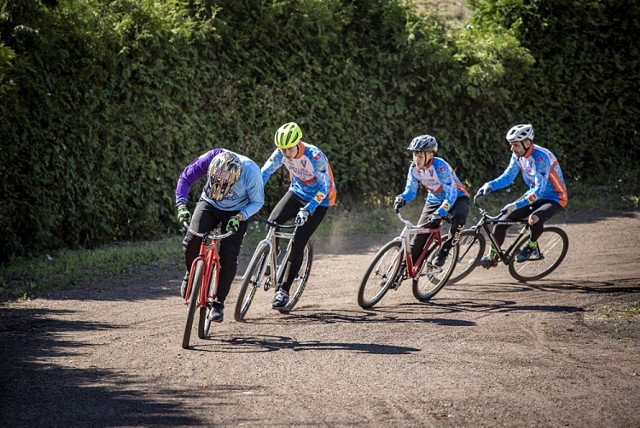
[175,149,264,220]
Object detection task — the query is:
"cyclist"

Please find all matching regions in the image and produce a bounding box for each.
[261,122,337,309]
[476,123,568,267]
[176,149,264,322]
[393,134,470,268]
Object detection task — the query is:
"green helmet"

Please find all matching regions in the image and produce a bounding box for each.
[274,122,303,149]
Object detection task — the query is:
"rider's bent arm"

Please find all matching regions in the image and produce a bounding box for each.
[398,164,419,203]
[487,155,520,193]
[239,162,266,220]
[434,164,458,217]
[514,153,552,209]
[260,149,283,186]
[304,156,332,213]
[175,148,225,206]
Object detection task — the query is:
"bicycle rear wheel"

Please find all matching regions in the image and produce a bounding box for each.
[448,229,486,284]
[281,241,313,312]
[508,226,569,282]
[182,260,204,349]
[412,239,458,302]
[357,240,403,309]
[234,242,269,322]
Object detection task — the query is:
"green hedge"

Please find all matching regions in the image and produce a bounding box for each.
[0,0,638,262]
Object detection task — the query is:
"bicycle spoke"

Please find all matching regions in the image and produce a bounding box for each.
[358,241,402,308]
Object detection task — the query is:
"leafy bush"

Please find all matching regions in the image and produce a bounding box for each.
[0,0,637,262]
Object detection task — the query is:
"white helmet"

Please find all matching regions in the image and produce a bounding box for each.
[506,124,534,143]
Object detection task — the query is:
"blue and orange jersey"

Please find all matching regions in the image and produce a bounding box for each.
[399,157,469,217]
[261,142,337,213]
[489,144,568,208]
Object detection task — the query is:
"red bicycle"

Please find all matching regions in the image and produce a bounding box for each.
[357,212,458,308]
[181,224,234,349]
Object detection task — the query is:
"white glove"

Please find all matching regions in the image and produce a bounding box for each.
[477,183,492,197]
[295,208,310,225]
[501,203,517,216]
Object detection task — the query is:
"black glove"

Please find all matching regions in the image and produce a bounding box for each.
[424,213,442,228]
[393,196,406,212]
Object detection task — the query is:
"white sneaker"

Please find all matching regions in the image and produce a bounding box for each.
[271,289,289,308]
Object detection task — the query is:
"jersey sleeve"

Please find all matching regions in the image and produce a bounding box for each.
[303,152,332,213]
[434,161,458,217]
[488,155,520,192]
[514,153,551,209]
[175,149,223,206]
[399,164,419,203]
[238,161,266,220]
[261,149,283,185]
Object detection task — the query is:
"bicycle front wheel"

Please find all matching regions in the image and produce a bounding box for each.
[182,260,204,349]
[508,226,569,282]
[448,229,486,284]
[200,263,218,339]
[282,241,313,312]
[357,240,403,309]
[234,242,269,322]
[412,239,458,302]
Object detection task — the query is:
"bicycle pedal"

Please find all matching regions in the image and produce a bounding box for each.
[274,307,290,314]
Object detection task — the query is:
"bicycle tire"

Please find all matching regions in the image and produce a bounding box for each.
[234,241,269,322]
[412,239,459,302]
[357,240,403,309]
[181,260,204,349]
[508,226,569,282]
[281,241,313,312]
[448,229,486,284]
[201,263,218,339]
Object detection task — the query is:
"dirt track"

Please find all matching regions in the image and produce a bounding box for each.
[1,209,639,427]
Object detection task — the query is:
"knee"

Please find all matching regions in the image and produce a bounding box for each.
[528,214,539,226]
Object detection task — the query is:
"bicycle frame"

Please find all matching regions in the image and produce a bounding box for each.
[478,218,529,265]
[396,212,444,278]
[471,199,530,265]
[184,226,233,308]
[254,218,297,291]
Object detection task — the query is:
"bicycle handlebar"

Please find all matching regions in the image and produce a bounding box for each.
[183,222,235,240]
[473,194,508,221]
[396,211,451,229]
[253,216,298,229]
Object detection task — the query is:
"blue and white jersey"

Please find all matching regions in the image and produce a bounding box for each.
[399,157,469,217]
[488,144,568,208]
[261,142,337,213]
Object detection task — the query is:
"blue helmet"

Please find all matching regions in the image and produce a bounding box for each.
[407,135,438,153]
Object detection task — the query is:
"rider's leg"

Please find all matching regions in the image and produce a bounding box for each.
[280,205,327,293]
[481,206,530,267]
[516,201,563,262]
[435,197,470,266]
[216,212,248,304]
[528,201,563,242]
[410,203,438,264]
[268,191,303,253]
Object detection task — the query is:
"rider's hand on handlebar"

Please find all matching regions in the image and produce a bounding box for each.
[476,183,492,197]
[177,205,191,224]
[424,213,442,228]
[295,208,309,226]
[393,195,406,212]
[227,215,241,233]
